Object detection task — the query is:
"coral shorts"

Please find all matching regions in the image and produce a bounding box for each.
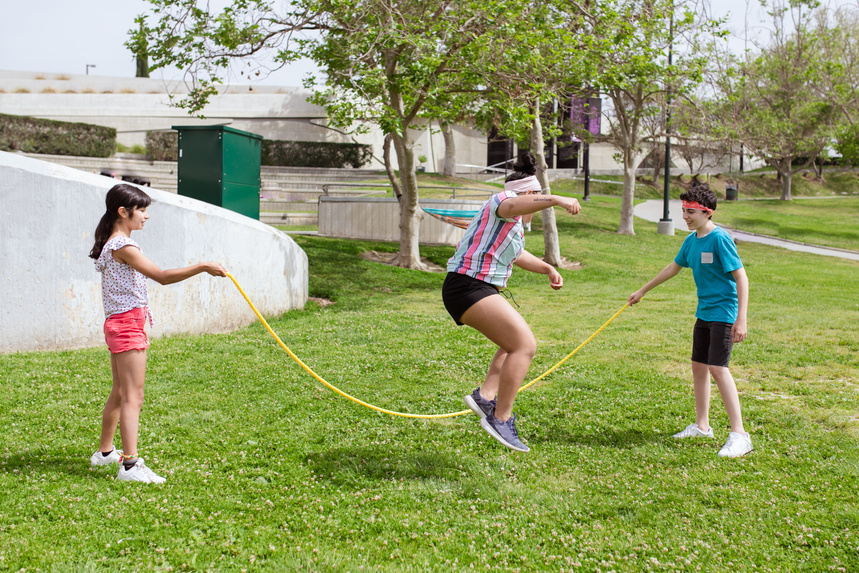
[104,307,149,354]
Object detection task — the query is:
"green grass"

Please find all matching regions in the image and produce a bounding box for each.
[2,195,858,571]
[552,169,859,201]
[714,197,859,252]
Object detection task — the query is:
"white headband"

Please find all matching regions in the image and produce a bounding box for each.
[504,175,541,194]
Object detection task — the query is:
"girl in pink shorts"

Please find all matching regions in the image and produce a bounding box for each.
[89,184,227,483]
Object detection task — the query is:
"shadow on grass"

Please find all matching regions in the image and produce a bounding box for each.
[307,446,463,484]
[535,426,666,450]
[0,449,113,480]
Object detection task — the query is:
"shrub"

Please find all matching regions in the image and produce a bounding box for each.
[261,139,373,168]
[145,130,177,161]
[0,113,116,157]
[144,130,374,168]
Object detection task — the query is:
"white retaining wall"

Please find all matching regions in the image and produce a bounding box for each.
[318,197,487,246]
[0,151,308,353]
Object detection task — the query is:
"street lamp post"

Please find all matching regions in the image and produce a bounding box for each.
[86,64,96,75]
[657,11,675,236]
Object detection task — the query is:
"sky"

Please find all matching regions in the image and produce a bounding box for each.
[0,0,855,87]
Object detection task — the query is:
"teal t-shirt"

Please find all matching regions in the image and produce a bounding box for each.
[674,226,743,323]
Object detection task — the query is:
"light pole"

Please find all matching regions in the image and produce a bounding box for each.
[658,10,675,236]
[86,64,96,75]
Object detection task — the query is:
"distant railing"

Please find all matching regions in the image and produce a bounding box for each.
[320,182,494,199]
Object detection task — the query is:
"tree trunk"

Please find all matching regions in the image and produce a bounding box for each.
[619,150,638,235]
[441,123,456,178]
[652,143,663,184]
[780,169,793,201]
[390,131,427,270]
[530,105,562,266]
[382,133,402,199]
[813,158,825,182]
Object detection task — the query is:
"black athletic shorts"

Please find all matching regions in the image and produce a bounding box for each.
[691,319,734,367]
[442,272,500,326]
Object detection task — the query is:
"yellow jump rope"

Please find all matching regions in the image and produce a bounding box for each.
[226,272,629,420]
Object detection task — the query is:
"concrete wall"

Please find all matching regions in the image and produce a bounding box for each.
[0,151,308,353]
[318,197,487,246]
[0,70,492,171]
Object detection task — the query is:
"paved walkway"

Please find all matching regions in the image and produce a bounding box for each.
[634,199,859,262]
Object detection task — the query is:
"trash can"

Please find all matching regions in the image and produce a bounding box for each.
[725,184,738,201]
[173,125,263,220]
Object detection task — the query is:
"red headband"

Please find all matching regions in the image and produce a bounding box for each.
[682,200,712,213]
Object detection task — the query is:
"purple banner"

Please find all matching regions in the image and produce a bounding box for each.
[570,96,601,141]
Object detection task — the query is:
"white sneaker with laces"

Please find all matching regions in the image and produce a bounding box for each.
[90,447,122,466]
[718,432,753,458]
[116,458,166,484]
[672,423,714,439]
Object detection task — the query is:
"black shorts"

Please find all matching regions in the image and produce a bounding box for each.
[691,319,734,367]
[442,272,500,326]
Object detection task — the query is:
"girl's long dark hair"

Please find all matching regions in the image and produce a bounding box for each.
[505,151,537,182]
[89,184,152,259]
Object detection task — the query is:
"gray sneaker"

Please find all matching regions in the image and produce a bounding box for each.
[90,447,122,466]
[480,413,530,452]
[463,387,496,419]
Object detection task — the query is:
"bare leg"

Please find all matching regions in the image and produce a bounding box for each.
[113,349,148,456]
[98,353,123,452]
[460,294,536,421]
[691,361,712,432]
[710,366,745,434]
[480,347,507,401]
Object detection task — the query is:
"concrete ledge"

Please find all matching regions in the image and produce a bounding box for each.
[0,151,308,353]
[318,197,485,246]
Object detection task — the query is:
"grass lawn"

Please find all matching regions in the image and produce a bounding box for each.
[714,198,859,252]
[2,195,858,571]
[552,169,859,202]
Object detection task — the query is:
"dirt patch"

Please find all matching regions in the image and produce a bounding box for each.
[359,250,446,273]
[308,297,335,308]
[557,258,583,271]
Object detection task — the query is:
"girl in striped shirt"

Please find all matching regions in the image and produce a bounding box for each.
[443,152,581,452]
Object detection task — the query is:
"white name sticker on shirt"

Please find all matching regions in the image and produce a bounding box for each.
[701,252,714,264]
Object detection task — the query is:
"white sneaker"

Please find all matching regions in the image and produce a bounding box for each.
[116,457,166,484]
[90,447,122,466]
[718,432,753,458]
[672,423,714,439]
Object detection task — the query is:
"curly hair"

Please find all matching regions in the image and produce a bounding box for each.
[680,182,717,214]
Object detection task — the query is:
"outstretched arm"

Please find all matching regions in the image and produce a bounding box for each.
[114,246,227,285]
[514,250,563,290]
[497,194,581,218]
[731,267,749,342]
[628,262,683,305]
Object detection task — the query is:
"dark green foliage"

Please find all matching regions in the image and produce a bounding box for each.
[144,130,176,161]
[143,130,373,168]
[260,139,373,169]
[835,124,859,166]
[0,113,116,158]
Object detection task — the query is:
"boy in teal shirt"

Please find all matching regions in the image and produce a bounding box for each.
[629,183,752,457]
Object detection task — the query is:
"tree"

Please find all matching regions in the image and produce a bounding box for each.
[813,6,859,165]
[471,2,591,265]
[577,0,716,234]
[132,0,535,269]
[705,0,838,200]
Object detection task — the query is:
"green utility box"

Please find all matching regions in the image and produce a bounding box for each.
[173,125,263,220]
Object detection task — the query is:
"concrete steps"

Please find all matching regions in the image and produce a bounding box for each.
[22,153,386,226]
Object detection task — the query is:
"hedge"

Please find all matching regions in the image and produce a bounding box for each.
[145,130,178,161]
[0,113,116,158]
[144,131,373,168]
[260,139,373,169]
